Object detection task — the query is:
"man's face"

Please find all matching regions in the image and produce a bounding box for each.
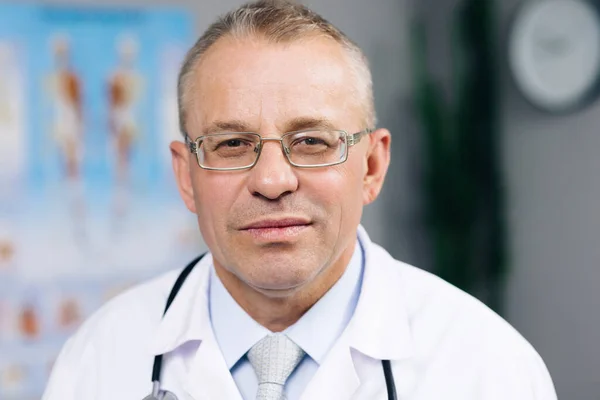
[173,35,389,295]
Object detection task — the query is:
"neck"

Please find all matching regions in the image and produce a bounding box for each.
[214,241,356,332]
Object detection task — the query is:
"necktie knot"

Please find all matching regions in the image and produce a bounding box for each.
[247,333,305,399]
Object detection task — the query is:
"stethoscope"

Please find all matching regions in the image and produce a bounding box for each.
[145,254,398,400]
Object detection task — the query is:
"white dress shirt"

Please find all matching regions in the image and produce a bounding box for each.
[209,238,364,400]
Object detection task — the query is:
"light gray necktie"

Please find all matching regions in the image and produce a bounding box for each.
[247,333,305,400]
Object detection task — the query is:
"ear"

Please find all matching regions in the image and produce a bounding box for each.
[362,128,391,205]
[170,140,198,214]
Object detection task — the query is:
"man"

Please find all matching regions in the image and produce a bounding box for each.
[42,1,557,399]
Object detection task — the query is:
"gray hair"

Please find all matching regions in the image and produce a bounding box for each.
[177,0,376,135]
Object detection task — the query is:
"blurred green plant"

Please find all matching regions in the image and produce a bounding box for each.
[410,0,506,313]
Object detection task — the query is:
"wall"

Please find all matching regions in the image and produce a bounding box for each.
[499,1,600,399]
[406,0,599,398]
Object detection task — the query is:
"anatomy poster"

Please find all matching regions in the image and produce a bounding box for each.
[0,4,202,398]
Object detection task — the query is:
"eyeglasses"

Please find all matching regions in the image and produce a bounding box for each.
[185,128,372,171]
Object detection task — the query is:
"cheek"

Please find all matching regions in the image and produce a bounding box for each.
[193,173,242,231]
[331,161,366,225]
[300,164,364,215]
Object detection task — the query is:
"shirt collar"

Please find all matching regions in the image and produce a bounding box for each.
[283,238,363,364]
[210,237,364,369]
[209,266,271,369]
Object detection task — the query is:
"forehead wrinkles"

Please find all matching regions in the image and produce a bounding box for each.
[186,38,362,131]
[189,86,341,135]
[189,83,268,132]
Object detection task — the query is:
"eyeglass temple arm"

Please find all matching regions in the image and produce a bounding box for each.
[347,128,373,146]
[184,134,198,153]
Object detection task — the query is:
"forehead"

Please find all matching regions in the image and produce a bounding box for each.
[187,35,362,132]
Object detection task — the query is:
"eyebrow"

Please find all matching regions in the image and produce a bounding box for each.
[202,117,338,135]
[285,117,337,132]
[203,120,252,135]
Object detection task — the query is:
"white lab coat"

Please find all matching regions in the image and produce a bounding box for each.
[43,226,557,400]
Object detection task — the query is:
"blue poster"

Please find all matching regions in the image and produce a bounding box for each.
[0,4,200,398]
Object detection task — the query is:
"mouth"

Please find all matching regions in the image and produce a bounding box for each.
[240,218,312,242]
[242,218,311,230]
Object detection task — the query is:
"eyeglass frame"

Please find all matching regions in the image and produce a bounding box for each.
[184,128,373,171]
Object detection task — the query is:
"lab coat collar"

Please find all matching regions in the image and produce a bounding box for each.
[348,225,414,361]
[149,224,414,363]
[299,226,415,400]
[149,253,214,356]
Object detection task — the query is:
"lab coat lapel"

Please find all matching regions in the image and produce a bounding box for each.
[299,333,360,400]
[181,263,242,400]
[149,255,242,400]
[298,227,416,400]
[349,226,413,361]
[183,334,243,400]
[347,227,417,397]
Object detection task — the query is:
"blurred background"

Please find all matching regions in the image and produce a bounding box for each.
[0,0,598,399]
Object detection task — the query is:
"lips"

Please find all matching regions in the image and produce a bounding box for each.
[240,218,311,242]
[241,218,311,230]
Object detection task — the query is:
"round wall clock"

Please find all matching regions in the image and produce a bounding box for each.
[508,0,600,112]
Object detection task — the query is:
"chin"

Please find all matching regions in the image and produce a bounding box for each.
[249,270,308,289]
[220,239,332,293]
[247,277,310,298]
[241,259,321,294]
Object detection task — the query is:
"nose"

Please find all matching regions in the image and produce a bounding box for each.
[247,139,299,200]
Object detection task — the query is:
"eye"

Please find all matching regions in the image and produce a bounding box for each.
[301,137,325,146]
[293,137,327,147]
[220,139,244,148]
